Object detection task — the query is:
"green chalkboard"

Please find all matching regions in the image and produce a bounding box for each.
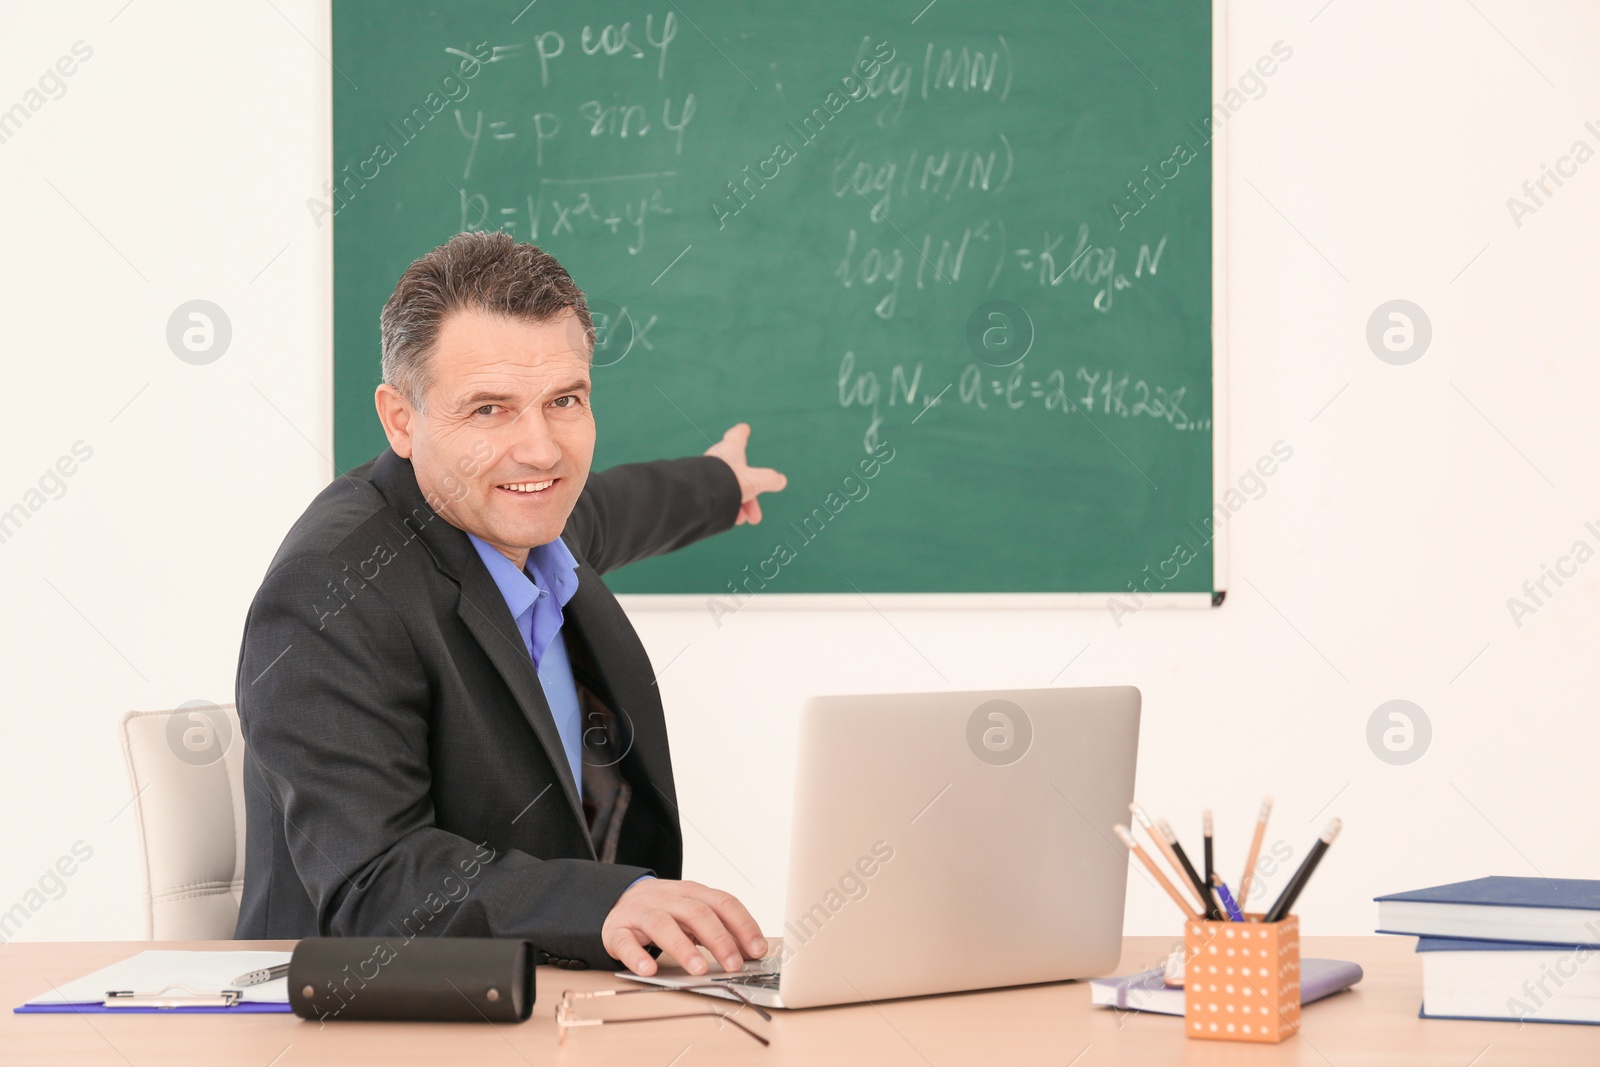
[331,0,1215,596]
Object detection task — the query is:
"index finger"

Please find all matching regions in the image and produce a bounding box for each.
[747,466,787,493]
[606,927,657,977]
[706,423,751,460]
[693,887,767,958]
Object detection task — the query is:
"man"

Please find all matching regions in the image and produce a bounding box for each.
[235,232,786,976]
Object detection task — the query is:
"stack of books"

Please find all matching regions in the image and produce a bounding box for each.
[1375,876,1600,1025]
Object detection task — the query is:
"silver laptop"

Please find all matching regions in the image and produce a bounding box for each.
[623,686,1140,1009]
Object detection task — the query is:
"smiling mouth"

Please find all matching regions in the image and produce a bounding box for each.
[496,479,557,496]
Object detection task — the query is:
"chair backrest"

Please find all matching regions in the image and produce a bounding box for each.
[118,704,247,940]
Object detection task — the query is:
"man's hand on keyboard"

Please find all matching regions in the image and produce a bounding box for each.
[602,878,768,977]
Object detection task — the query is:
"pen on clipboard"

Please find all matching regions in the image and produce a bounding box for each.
[230,963,290,988]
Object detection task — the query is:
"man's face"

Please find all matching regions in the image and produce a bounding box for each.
[381,308,594,564]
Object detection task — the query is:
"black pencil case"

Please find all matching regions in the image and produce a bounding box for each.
[287,937,536,1023]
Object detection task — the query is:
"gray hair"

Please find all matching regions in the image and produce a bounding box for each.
[379,231,594,411]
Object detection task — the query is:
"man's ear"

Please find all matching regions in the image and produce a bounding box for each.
[374,384,417,458]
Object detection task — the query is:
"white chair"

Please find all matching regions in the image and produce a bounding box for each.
[119,704,247,940]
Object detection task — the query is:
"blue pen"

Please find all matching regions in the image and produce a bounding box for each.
[1212,874,1246,922]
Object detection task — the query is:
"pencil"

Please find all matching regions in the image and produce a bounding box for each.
[1115,824,1200,921]
[1236,796,1273,909]
[1212,873,1245,922]
[1129,803,1207,911]
[1264,818,1342,923]
[1202,809,1214,907]
[1159,817,1224,921]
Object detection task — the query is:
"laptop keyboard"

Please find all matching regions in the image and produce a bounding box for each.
[712,971,781,991]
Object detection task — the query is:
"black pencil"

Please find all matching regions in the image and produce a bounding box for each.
[1264,818,1342,923]
[1159,817,1222,921]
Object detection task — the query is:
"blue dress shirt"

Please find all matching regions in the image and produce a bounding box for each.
[466,533,585,794]
[466,532,653,895]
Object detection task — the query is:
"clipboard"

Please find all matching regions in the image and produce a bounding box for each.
[15,950,293,1014]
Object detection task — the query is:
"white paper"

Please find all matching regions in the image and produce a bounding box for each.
[26,950,292,1006]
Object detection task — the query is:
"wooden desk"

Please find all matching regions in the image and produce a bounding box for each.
[0,937,1588,1064]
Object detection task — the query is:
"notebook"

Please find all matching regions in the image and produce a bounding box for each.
[15,950,292,1014]
[1415,937,1600,1025]
[1375,877,1600,946]
[1090,957,1364,1015]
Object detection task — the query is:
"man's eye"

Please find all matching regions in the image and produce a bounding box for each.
[474,404,500,417]
[552,395,578,409]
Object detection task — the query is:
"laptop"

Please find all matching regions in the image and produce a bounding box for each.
[623,686,1141,1009]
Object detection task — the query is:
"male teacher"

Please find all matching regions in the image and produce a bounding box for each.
[234,232,786,976]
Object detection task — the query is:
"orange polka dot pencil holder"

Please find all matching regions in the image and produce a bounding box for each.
[1182,913,1300,1044]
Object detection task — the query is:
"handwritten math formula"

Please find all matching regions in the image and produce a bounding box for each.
[838,351,1208,453]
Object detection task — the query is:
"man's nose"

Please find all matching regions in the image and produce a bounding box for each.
[508,410,562,471]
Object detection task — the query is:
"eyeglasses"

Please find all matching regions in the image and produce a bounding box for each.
[556,984,773,1046]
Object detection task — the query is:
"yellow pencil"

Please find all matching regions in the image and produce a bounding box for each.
[1236,796,1274,908]
[1116,824,1200,921]
[1130,802,1208,911]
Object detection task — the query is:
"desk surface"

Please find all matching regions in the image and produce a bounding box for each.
[0,937,1587,1065]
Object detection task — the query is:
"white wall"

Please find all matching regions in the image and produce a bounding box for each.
[1,0,1596,944]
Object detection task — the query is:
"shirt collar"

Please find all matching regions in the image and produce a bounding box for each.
[465,533,581,619]
[530,536,581,609]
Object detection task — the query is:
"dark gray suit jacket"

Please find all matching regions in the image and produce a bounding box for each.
[233,448,741,967]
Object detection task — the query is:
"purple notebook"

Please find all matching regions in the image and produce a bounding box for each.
[1091,957,1364,1015]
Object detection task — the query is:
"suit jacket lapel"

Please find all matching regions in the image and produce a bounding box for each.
[453,562,592,849]
[561,559,677,817]
[368,449,592,848]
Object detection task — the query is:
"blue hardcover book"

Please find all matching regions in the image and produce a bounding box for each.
[1414,936,1600,1025]
[1374,876,1600,946]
